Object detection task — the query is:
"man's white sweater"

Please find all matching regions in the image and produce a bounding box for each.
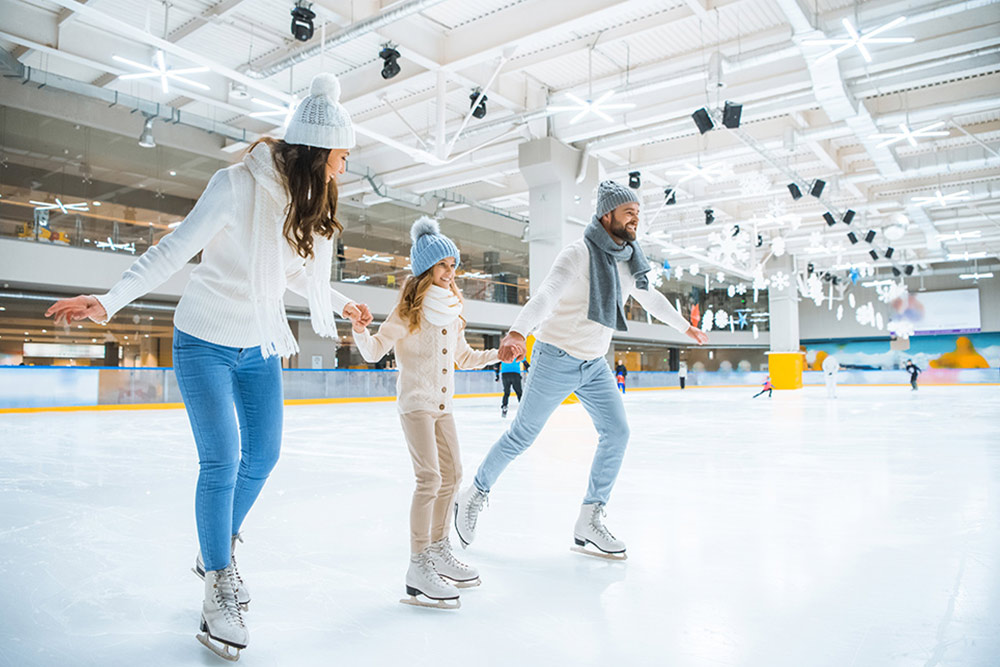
[95,164,352,348]
[510,239,690,361]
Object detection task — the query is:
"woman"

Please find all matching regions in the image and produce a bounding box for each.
[45,73,371,660]
[352,218,498,609]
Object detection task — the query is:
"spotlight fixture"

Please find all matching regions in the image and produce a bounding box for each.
[842,209,855,225]
[810,179,826,198]
[847,231,858,244]
[884,247,895,259]
[664,187,676,205]
[692,108,714,134]
[722,101,742,128]
[138,114,156,148]
[904,265,914,276]
[864,230,876,243]
[290,1,316,42]
[469,89,488,119]
[756,234,764,247]
[869,249,879,260]
[787,183,803,200]
[379,45,401,80]
[823,212,836,226]
[628,171,641,189]
[704,208,715,225]
[891,267,901,277]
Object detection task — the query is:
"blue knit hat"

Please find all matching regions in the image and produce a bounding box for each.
[410,216,460,277]
[596,180,640,220]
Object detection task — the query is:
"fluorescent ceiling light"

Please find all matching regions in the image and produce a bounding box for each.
[114,50,210,94]
[248,97,297,122]
[937,230,981,242]
[959,272,993,280]
[358,253,393,263]
[870,121,949,148]
[803,17,914,64]
[30,198,89,214]
[947,251,988,261]
[911,189,971,207]
[547,90,636,125]
[664,162,730,185]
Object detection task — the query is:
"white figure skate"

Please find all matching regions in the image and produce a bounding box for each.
[571,502,627,561]
[453,485,489,548]
[196,566,248,661]
[427,537,481,588]
[400,550,461,609]
[194,533,250,610]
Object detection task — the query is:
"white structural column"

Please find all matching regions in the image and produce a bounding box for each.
[518,137,599,296]
[767,254,804,388]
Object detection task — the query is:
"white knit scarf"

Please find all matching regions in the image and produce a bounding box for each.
[422,284,463,326]
[244,143,338,358]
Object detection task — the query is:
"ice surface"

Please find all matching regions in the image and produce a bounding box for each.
[1,385,999,666]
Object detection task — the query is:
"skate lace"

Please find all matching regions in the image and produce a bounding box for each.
[590,505,616,542]
[229,534,245,589]
[431,538,469,571]
[466,489,488,527]
[213,567,246,628]
[416,552,441,579]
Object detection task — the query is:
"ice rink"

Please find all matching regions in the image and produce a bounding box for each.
[2,384,999,667]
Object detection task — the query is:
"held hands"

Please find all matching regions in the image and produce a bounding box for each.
[498,331,527,363]
[45,295,108,326]
[342,302,373,333]
[685,325,709,345]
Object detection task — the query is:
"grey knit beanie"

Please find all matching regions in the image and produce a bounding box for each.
[595,180,640,220]
[283,73,355,149]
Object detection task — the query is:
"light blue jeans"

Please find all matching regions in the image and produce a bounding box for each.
[474,341,629,505]
[172,328,283,572]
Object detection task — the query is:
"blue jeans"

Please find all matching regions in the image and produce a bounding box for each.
[474,341,630,505]
[172,328,283,572]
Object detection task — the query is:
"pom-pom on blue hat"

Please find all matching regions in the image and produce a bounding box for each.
[410,216,460,277]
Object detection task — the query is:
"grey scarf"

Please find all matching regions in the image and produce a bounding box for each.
[583,215,651,331]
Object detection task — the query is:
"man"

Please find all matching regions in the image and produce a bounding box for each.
[495,358,528,418]
[454,180,708,560]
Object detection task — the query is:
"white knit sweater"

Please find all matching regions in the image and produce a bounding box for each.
[510,239,691,360]
[353,309,499,414]
[94,161,352,350]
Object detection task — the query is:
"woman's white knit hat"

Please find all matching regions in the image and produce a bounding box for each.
[283,73,355,149]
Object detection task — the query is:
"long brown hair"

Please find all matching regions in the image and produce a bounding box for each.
[397,268,465,333]
[249,137,342,260]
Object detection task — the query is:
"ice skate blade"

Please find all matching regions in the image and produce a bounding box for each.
[571,545,628,561]
[196,633,242,662]
[399,587,461,609]
[447,577,481,589]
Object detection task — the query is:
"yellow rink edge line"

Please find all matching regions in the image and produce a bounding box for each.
[2,383,996,414]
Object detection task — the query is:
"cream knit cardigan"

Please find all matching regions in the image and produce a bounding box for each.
[95,143,352,356]
[353,308,499,414]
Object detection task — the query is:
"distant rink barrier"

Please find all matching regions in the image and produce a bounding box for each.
[0,366,997,411]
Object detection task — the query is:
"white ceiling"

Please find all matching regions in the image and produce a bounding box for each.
[2,0,998,281]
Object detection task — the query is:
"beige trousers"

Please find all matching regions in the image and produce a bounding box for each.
[398,410,462,553]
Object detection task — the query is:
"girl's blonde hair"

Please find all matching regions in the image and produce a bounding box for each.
[397,264,465,333]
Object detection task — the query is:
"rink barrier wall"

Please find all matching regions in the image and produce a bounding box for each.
[1,366,997,411]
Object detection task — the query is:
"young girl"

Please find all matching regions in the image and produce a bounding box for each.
[752,376,774,399]
[352,217,498,609]
[45,73,371,659]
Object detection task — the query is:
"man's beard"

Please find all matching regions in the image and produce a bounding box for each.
[609,213,637,242]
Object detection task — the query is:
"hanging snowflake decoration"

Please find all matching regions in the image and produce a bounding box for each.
[752,266,769,291]
[799,273,824,304]
[752,323,760,340]
[836,304,844,321]
[735,283,747,295]
[709,230,749,265]
[770,270,791,290]
[716,271,726,283]
[765,198,787,220]
[875,280,908,304]
[855,302,875,326]
[848,293,856,308]
[875,312,885,330]
[714,310,729,329]
[771,235,786,257]
[689,263,700,276]
[674,265,684,279]
[727,284,736,298]
[888,319,914,339]
[701,309,714,332]
[652,270,665,289]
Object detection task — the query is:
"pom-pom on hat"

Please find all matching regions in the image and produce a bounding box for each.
[410,216,460,277]
[283,73,355,149]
